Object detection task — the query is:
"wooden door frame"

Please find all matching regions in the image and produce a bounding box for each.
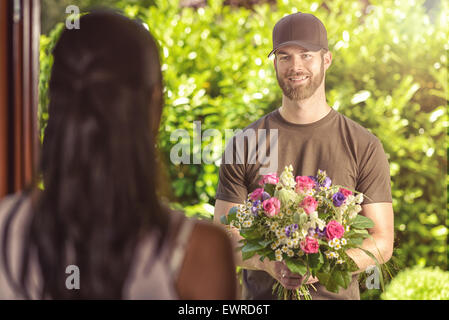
[0,0,40,199]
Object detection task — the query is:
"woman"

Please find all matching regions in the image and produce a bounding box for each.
[0,11,236,299]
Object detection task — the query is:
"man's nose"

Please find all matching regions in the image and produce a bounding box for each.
[289,55,305,72]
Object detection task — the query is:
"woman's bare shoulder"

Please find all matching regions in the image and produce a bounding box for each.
[176,219,237,300]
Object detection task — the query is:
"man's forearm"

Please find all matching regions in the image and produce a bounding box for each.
[346,234,392,275]
[226,226,267,271]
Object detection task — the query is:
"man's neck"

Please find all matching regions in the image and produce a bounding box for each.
[279,92,332,125]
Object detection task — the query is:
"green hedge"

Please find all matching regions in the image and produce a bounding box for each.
[39,0,448,298]
[382,266,449,300]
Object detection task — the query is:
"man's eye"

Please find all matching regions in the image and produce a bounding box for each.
[279,56,289,60]
[303,54,312,59]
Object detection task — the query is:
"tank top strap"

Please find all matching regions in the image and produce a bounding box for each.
[167,215,196,282]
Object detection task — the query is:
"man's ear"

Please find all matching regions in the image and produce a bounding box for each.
[323,51,332,70]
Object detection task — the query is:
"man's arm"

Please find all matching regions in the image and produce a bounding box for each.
[346,202,394,273]
[213,199,266,270]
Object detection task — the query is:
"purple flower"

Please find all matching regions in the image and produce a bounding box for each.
[285,226,292,237]
[322,177,332,188]
[262,192,271,201]
[285,224,299,238]
[315,226,327,238]
[332,191,346,207]
[251,200,261,215]
[308,228,316,237]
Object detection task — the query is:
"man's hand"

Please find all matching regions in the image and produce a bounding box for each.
[263,260,319,290]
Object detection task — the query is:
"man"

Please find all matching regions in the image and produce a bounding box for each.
[213,12,394,300]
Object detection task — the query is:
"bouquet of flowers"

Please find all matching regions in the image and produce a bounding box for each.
[221,166,378,300]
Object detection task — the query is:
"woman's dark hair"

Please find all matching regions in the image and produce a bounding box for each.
[2,11,169,298]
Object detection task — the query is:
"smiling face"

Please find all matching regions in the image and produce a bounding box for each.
[274,45,328,101]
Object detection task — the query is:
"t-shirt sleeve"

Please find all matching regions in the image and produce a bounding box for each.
[215,137,248,204]
[356,137,392,205]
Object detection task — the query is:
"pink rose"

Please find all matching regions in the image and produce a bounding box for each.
[339,188,353,197]
[300,236,319,254]
[299,196,318,214]
[326,220,345,240]
[295,176,315,193]
[250,188,264,201]
[258,173,279,186]
[263,197,280,217]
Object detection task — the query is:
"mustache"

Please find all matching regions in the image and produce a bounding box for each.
[284,72,311,77]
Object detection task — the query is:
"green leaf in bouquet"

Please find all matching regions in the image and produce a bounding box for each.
[340,251,360,273]
[348,229,369,236]
[308,252,324,269]
[264,184,276,196]
[285,258,307,276]
[227,206,238,218]
[293,212,301,224]
[241,241,264,253]
[220,215,229,225]
[350,214,375,229]
[258,239,273,248]
[347,237,364,246]
[241,250,256,260]
[220,206,238,226]
[317,271,339,293]
[320,260,331,273]
[333,270,352,289]
[317,239,328,246]
[240,228,261,240]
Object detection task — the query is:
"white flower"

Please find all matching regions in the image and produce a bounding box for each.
[279,165,296,189]
[341,238,347,246]
[355,193,364,204]
[309,211,326,230]
[334,243,342,250]
[293,238,299,247]
[243,220,252,228]
[325,251,339,259]
[275,249,283,261]
[287,250,294,257]
[328,240,335,248]
[337,259,344,264]
[346,195,355,204]
[281,246,288,253]
[271,243,278,250]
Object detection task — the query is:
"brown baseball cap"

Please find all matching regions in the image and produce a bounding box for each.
[268,12,328,57]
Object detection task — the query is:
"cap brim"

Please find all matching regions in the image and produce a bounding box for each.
[268,40,323,58]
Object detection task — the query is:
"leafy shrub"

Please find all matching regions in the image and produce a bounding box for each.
[381,266,449,300]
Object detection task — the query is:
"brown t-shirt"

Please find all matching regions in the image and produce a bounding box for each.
[216,107,392,300]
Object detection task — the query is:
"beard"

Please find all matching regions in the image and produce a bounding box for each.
[276,59,324,101]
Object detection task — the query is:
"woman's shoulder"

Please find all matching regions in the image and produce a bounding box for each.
[175,214,237,299]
